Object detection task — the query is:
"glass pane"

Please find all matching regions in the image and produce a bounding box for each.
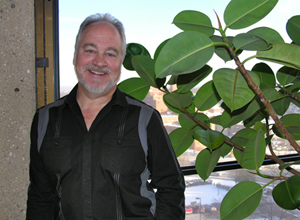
[59,1,300,167]
[185,165,300,219]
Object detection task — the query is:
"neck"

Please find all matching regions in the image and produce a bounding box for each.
[76,84,116,130]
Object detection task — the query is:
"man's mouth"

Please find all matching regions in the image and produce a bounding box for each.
[89,70,107,75]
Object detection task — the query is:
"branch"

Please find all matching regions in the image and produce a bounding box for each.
[228,46,300,155]
[279,85,300,103]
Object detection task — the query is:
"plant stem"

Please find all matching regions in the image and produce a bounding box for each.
[228,46,300,155]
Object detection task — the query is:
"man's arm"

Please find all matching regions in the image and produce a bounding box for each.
[26,112,55,220]
[147,110,185,220]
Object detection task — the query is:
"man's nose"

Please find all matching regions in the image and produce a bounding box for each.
[92,53,106,67]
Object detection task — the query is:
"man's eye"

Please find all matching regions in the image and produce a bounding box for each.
[86,50,94,53]
[107,53,116,57]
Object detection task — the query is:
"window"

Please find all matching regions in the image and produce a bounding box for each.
[39,0,300,218]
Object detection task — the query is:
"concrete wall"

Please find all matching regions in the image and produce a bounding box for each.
[0,0,36,219]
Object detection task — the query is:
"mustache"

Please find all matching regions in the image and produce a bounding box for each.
[84,65,111,74]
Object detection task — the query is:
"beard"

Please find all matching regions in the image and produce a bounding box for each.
[76,65,120,95]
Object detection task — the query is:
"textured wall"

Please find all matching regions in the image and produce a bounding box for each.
[0,0,36,219]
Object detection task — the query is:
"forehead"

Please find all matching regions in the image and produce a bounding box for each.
[80,22,123,47]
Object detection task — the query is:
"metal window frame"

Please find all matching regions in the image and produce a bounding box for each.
[35,0,60,108]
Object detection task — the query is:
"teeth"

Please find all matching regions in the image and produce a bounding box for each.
[90,70,106,75]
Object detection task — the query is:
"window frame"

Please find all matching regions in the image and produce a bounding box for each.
[42,0,300,176]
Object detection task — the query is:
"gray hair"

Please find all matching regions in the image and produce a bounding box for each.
[74,13,126,59]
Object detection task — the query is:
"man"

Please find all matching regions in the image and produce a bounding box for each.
[26,13,185,220]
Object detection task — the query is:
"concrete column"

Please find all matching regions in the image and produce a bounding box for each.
[0,0,36,219]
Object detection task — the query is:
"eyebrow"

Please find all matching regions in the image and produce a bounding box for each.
[83,44,119,55]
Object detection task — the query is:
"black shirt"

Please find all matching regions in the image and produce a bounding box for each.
[26,85,185,220]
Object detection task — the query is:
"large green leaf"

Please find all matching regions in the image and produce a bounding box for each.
[224,0,278,30]
[155,31,214,78]
[233,130,265,170]
[286,15,300,45]
[194,80,221,111]
[154,39,170,60]
[163,91,195,114]
[257,42,300,70]
[277,66,300,86]
[196,148,221,181]
[231,128,257,147]
[169,128,194,157]
[177,65,212,93]
[193,130,225,151]
[272,114,300,140]
[251,62,276,87]
[233,33,271,51]
[118,78,149,100]
[131,55,157,88]
[123,43,151,70]
[271,96,291,116]
[248,27,284,43]
[220,181,263,220]
[213,68,260,111]
[173,10,214,37]
[163,92,193,110]
[273,175,300,210]
[179,113,209,130]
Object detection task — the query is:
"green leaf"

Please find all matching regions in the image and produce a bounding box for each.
[286,15,300,45]
[253,121,267,134]
[154,39,169,60]
[220,140,233,158]
[210,36,242,62]
[233,33,271,51]
[224,0,278,30]
[131,55,157,88]
[163,91,193,110]
[118,78,149,100]
[163,91,195,114]
[257,42,300,70]
[177,65,212,93]
[277,66,300,86]
[123,43,151,70]
[248,27,284,43]
[193,130,225,151]
[169,128,194,157]
[194,80,221,111]
[196,148,221,181]
[213,68,260,111]
[252,62,276,87]
[173,10,214,37]
[220,105,245,128]
[243,88,282,120]
[231,128,257,147]
[235,130,266,170]
[244,111,265,128]
[273,175,300,210]
[279,161,300,170]
[220,181,263,220]
[272,114,300,140]
[207,115,222,126]
[179,113,209,130]
[271,96,290,116]
[155,31,214,78]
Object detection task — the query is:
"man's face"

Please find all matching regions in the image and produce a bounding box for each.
[74,22,123,95]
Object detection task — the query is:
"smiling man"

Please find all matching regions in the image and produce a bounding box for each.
[26,13,185,220]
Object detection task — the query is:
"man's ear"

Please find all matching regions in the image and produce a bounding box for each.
[73,51,76,66]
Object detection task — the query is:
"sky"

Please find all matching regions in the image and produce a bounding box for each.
[59,0,300,92]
